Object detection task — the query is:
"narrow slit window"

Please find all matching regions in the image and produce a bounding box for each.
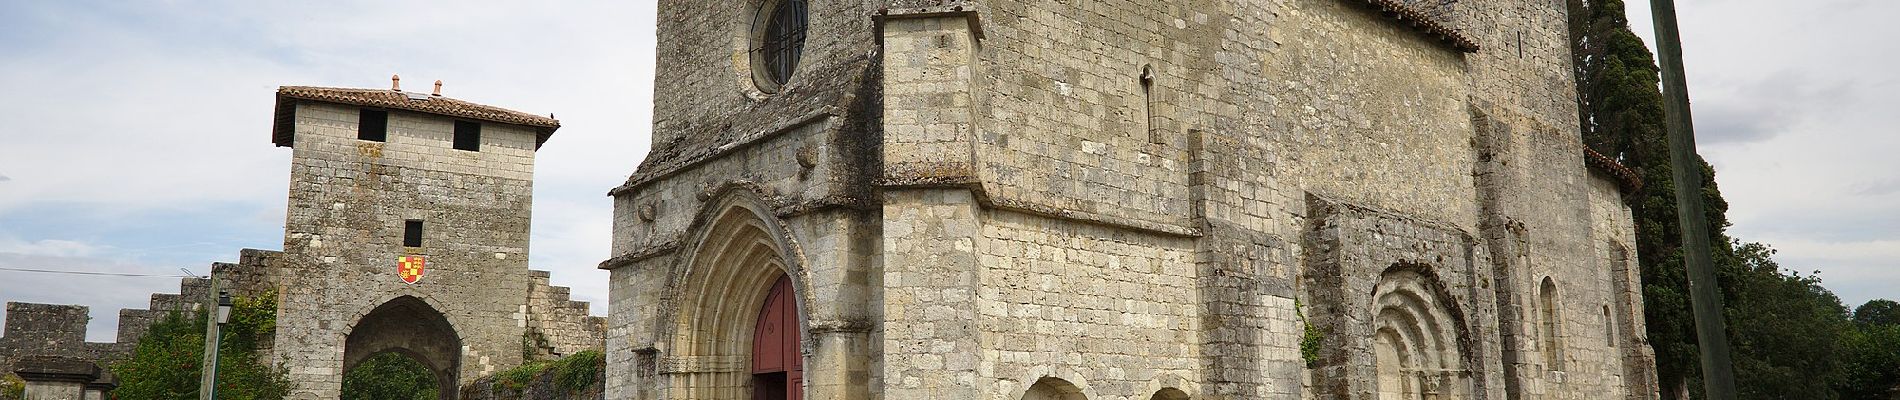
[358,109,389,142]
[453,121,481,151]
[403,220,423,247]
[1141,65,1159,144]
[1604,305,1615,347]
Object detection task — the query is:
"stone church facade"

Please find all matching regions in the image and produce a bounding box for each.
[603,0,1657,399]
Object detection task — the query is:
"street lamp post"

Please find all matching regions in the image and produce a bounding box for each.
[200,290,232,399]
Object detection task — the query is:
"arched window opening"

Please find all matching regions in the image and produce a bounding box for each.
[1539,277,1564,371]
[1022,377,1087,400]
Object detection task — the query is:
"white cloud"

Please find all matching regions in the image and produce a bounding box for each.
[1623,0,1900,306]
[0,253,190,342]
[0,237,102,258]
[0,1,655,336]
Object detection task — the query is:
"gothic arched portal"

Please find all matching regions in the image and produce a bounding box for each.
[342,295,461,400]
[663,202,805,399]
[1371,268,1471,399]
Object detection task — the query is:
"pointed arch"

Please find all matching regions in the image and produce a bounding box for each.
[1539,276,1565,372]
[342,295,460,400]
[658,193,807,399]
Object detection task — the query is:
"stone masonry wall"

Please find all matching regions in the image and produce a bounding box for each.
[975,208,1202,399]
[0,303,99,377]
[1589,170,1658,400]
[525,270,609,360]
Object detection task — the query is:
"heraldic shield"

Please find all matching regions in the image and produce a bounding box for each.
[399,255,426,284]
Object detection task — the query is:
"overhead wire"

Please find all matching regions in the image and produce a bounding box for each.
[0,266,196,278]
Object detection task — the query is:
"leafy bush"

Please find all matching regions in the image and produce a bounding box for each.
[552,350,604,391]
[341,352,440,400]
[1,374,23,400]
[109,290,292,399]
[487,349,605,395]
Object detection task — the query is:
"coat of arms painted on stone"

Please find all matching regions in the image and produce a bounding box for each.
[398,255,426,284]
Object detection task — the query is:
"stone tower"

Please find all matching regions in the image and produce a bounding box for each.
[605,0,1657,399]
[0,80,607,398]
[268,82,559,399]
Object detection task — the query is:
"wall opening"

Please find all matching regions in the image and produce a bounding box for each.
[749,0,809,93]
[358,109,389,142]
[1021,377,1086,400]
[1149,387,1189,400]
[404,220,424,247]
[343,296,460,400]
[453,121,481,151]
[1539,277,1564,372]
[1140,65,1159,144]
[663,203,802,399]
[341,351,443,400]
[1603,305,1615,347]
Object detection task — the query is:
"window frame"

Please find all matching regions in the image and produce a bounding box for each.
[452,120,481,152]
[358,109,389,142]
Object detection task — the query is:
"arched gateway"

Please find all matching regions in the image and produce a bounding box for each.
[342,296,461,399]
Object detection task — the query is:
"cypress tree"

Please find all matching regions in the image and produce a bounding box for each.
[1566,1,1856,398]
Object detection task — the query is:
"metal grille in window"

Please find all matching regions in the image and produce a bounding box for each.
[753,0,808,88]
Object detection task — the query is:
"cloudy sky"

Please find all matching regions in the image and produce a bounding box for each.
[0,1,1892,342]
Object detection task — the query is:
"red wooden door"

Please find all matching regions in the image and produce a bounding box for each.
[752,275,802,400]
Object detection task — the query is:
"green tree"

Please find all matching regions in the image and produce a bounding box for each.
[1565,1,1862,398]
[110,291,292,399]
[341,352,440,400]
[1854,299,1900,326]
[1567,0,1731,396]
[1842,325,1900,399]
[1718,242,1850,399]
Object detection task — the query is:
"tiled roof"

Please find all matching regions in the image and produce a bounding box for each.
[272,86,560,148]
[1585,147,1645,195]
[1356,0,1480,53]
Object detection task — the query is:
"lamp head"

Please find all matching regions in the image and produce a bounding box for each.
[216,290,233,325]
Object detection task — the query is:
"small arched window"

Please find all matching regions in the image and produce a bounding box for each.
[1539,277,1564,371]
[751,0,809,92]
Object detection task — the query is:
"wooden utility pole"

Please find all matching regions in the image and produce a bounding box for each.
[199,275,220,400]
[1646,0,1738,398]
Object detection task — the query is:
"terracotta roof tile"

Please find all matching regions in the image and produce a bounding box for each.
[1355,0,1480,53]
[1585,147,1645,195]
[271,86,560,148]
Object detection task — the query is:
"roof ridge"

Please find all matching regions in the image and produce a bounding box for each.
[272,85,560,148]
[276,85,560,128]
